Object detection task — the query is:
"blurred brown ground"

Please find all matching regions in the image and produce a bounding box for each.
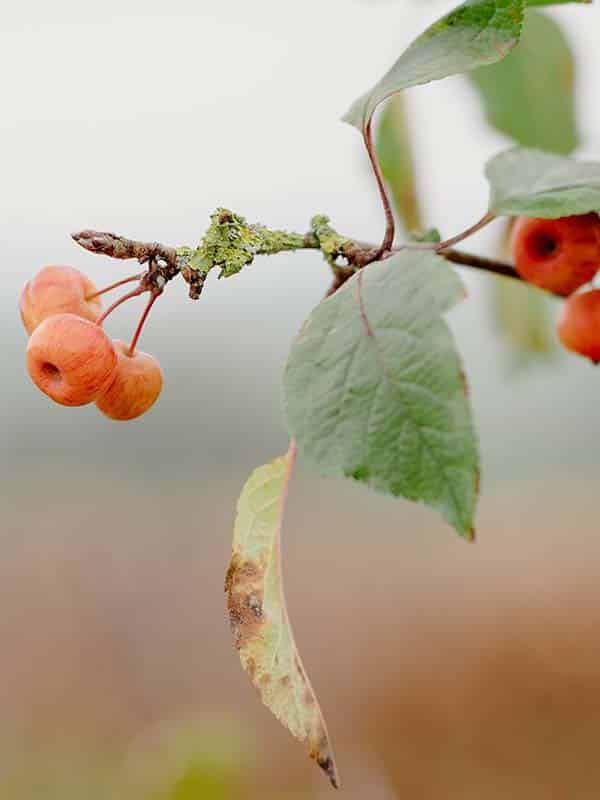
[2,470,600,798]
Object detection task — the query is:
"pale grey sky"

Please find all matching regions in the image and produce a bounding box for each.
[2,0,600,485]
[2,0,598,255]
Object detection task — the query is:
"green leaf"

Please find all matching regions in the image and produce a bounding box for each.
[225,450,339,789]
[376,95,423,233]
[486,147,600,217]
[470,9,578,154]
[343,0,525,132]
[284,252,480,539]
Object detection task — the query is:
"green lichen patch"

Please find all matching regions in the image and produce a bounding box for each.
[188,209,312,280]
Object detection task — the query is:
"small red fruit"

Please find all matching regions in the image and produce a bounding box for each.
[26,314,117,406]
[20,265,102,334]
[95,340,163,421]
[511,214,600,296]
[557,289,600,363]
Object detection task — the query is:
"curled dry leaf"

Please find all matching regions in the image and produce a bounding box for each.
[225,444,339,788]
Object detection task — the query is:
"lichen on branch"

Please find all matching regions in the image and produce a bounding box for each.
[73,210,521,303]
[185,208,318,280]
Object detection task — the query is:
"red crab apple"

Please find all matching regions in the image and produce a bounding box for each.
[20,265,102,334]
[511,214,600,296]
[26,313,117,406]
[557,289,600,363]
[95,340,163,421]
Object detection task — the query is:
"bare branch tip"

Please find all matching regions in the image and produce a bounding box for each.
[71,229,107,254]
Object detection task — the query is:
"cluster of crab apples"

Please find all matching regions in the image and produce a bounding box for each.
[21,266,163,420]
[511,213,600,362]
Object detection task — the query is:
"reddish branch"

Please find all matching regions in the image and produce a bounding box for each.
[128,291,161,355]
[364,121,395,259]
[85,273,142,301]
[436,212,496,251]
[95,286,146,327]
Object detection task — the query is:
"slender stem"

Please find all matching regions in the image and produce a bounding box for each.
[128,291,161,355]
[340,239,524,290]
[436,211,496,251]
[441,249,518,281]
[95,286,146,327]
[86,273,142,301]
[364,121,395,258]
[440,248,560,296]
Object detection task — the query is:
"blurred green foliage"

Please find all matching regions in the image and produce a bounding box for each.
[470,9,578,155]
[492,257,560,371]
[376,95,423,233]
[1,720,251,800]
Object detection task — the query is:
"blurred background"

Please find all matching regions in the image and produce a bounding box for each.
[3,1,600,797]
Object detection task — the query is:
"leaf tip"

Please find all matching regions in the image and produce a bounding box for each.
[313,752,341,789]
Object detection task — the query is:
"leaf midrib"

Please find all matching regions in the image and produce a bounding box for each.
[353,275,469,529]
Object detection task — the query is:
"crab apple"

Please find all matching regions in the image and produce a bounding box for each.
[26,314,117,406]
[557,289,600,363]
[95,340,163,421]
[511,213,600,296]
[20,265,102,335]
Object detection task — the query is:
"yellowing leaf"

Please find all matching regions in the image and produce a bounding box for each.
[225,447,339,789]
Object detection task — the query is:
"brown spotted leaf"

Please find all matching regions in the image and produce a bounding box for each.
[225,445,339,789]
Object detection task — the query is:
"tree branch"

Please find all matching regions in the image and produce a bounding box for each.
[72,230,177,267]
[72,215,539,302]
[440,248,518,281]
